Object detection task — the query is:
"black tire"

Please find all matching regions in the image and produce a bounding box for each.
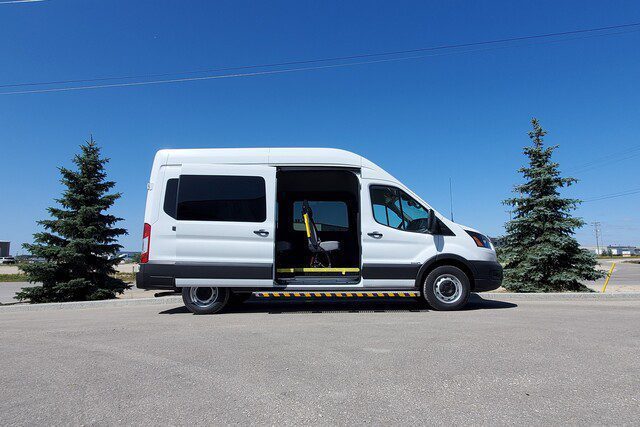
[422,265,470,311]
[229,291,252,305]
[182,287,230,315]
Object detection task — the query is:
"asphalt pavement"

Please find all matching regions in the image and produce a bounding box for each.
[1,296,639,425]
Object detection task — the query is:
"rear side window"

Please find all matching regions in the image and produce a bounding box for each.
[176,175,266,222]
[163,179,178,219]
[292,201,348,231]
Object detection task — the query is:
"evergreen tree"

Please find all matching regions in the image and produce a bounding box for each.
[501,118,603,292]
[17,138,129,303]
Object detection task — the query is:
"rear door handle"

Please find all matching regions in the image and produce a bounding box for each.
[254,229,270,237]
[368,231,383,239]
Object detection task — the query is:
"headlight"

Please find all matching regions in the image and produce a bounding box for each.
[465,230,492,249]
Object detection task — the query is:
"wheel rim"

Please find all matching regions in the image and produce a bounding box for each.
[432,274,463,304]
[189,287,219,308]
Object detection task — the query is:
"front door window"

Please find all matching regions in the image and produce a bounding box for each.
[370,185,430,233]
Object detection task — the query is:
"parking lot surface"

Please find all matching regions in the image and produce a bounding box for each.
[587,259,640,292]
[1,296,639,425]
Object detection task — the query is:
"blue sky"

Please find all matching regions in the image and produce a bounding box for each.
[1,0,639,252]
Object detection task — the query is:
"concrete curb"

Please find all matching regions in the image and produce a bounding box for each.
[479,292,640,301]
[1,291,639,313]
[0,296,182,313]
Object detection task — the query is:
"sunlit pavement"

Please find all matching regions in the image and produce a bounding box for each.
[1,296,639,425]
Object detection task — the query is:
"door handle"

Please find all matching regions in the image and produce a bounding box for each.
[368,231,383,239]
[254,229,270,237]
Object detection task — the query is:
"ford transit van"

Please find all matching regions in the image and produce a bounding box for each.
[137,148,502,314]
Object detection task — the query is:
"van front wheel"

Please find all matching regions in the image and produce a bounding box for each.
[422,266,470,311]
[182,286,229,314]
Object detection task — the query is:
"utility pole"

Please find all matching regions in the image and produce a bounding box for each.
[592,221,601,255]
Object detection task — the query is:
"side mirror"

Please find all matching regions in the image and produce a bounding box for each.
[427,209,437,234]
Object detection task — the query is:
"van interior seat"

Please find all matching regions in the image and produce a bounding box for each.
[317,241,340,251]
[275,169,360,276]
[303,200,341,256]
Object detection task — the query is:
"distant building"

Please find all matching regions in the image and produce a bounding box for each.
[116,251,141,263]
[0,241,9,257]
[606,245,640,257]
[488,236,505,249]
[583,245,640,256]
[581,246,599,254]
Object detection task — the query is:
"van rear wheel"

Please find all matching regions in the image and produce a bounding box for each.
[422,266,470,311]
[182,286,229,314]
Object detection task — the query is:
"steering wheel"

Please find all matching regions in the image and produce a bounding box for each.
[406,218,429,232]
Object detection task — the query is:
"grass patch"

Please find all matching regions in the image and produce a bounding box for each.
[114,272,136,283]
[0,274,29,282]
[1,273,136,283]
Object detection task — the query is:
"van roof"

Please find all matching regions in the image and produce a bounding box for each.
[157,147,394,180]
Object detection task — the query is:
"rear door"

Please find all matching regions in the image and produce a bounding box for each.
[361,181,438,288]
[175,164,276,287]
[151,165,180,263]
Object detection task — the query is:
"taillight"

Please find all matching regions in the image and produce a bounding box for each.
[141,223,151,263]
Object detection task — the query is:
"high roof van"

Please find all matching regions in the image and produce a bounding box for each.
[137,148,502,314]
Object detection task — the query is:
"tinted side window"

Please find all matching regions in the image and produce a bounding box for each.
[371,186,402,228]
[370,185,430,232]
[292,201,348,231]
[177,175,266,222]
[163,178,178,219]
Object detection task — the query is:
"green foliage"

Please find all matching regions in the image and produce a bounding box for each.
[131,252,141,263]
[501,119,603,292]
[17,138,129,303]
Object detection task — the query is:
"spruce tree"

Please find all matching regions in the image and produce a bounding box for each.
[501,118,603,292]
[17,137,129,303]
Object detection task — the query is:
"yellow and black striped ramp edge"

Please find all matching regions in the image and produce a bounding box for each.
[255,291,420,298]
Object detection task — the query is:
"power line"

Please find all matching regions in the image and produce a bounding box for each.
[581,187,640,202]
[2,28,637,96]
[0,54,479,95]
[0,0,46,4]
[1,21,639,95]
[567,144,640,175]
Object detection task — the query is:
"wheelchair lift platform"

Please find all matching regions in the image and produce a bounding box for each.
[276,267,360,275]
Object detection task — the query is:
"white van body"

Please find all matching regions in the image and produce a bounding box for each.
[138,148,502,312]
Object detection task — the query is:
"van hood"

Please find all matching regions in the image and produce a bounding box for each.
[457,223,483,235]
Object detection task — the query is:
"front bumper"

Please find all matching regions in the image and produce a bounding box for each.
[469,260,503,292]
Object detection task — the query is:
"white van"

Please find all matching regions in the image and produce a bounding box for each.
[137,148,502,314]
